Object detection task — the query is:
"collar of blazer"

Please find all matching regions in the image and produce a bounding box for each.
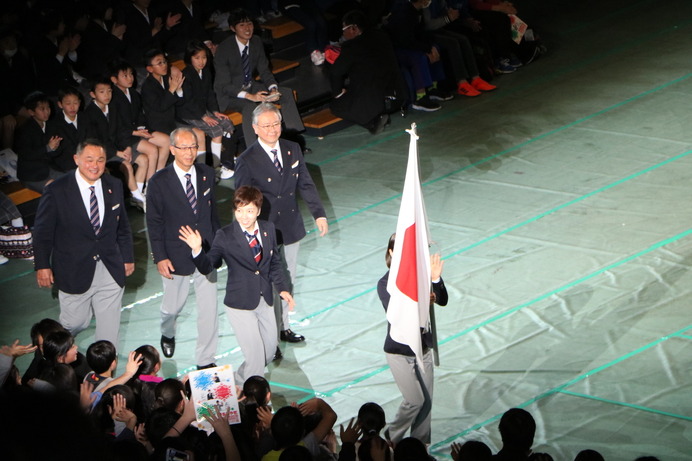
[69,173,116,233]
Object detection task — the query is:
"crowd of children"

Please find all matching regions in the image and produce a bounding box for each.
[0,325,662,461]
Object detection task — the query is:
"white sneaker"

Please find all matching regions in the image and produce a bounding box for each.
[310,50,325,66]
[0,254,8,265]
[220,166,235,180]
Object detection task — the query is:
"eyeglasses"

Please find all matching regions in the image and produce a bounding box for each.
[173,144,198,152]
[342,24,355,31]
[256,122,282,130]
[152,60,167,67]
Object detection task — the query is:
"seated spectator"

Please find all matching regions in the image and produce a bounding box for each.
[164,0,212,58]
[278,0,329,65]
[329,10,407,134]
[422,0,496,96]
[153,377,187,413]
[84,77,148,210]
[116,0,179,74]
[125,344,163,420]
[452,440,492,461]
[385,0,453,111]
[49,86,88,173]
[262,398,337,461]
[492,408,535,461]
[238,375,274,459]
[84,340,143,394]
[177,39,235,176]
[339,402,392,461]
[15,91,63,192]
[31,12,81,97]
[0,28,35,149]
[76,3,125,83]
[141,48,185,136]
[109,59,170,176]
[213,9,305,144]
[466,0,522,73]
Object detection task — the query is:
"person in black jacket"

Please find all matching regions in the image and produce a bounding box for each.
[177,40,234,171]
[377,233,448,446]
[329,10,407,134]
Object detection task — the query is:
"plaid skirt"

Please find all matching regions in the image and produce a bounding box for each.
[183,113,235,139]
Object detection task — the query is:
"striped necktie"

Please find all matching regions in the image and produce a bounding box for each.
[241,45,251,85]
[89,186,100,234]
[271,149,282,174]
[185,173,198,214]
[245,230,262,263]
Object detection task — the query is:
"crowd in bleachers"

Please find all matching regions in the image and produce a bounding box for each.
[0,0,547,217]
[0,320,665,461]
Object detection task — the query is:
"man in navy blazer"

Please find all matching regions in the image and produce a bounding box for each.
[179,186,295,384]
[213,9,304,145]
[33,139,134,346]
[234,103,328,347]
[146,127,220,369]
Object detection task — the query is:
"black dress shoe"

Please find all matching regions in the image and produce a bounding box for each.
[197,363,217,370]
[273,346,283,361]
[368,114,390,135]
[160,335,175,358]
[280,329,305,343]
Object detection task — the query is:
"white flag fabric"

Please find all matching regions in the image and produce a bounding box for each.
[386,124,431,370]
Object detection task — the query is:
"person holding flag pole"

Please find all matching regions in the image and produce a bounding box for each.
[377,123,448,446]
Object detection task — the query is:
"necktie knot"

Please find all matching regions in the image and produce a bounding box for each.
[245,229,262,263]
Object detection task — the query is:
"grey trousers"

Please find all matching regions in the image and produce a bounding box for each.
[59,260,124,346]
[160,268,218,365]
[225,298,278,386]
[385,349,434,445]
[275,241,300,332]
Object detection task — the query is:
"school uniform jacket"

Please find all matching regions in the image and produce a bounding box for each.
[146,163,220,275]
[177,66,221,121]
[141,74,182,134]
[234,139,326,245]
[83,101,123,159]
[15,118,53,182]
[111,86,148,148]
[33,172,134,294]
[193,220,289,310]
[49,114,89,172]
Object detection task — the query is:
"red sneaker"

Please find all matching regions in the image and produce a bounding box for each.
[457,81,481,97]
[470,77,496,92]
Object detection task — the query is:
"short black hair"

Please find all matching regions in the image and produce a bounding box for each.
[342,10,369,32]
[108,59,135,78]
[86,340,117,374]
[143,48,166,68]
[229,8,253,28]
[57,86,81,103]
[24,91,50,111]
[184,39,212,68]
[271,406,304,449]
[91,76,112,93]
[30,318,65,347]
[42,330,74,364]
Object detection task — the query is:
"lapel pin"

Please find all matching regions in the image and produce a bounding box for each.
[108,189,112,194]
[203,176,207,181]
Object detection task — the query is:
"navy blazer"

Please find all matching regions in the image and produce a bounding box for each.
[83,101,122,159]
[15,118,53,182]
[33,172,134,294]
[213,35,277,111]
[49,113,88,172]
[141,74,182,134]
[193,220,288,310]
[234,139,326,245]
[146,163,220,275]
[177,66,220,121]
[111,86,148,149]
